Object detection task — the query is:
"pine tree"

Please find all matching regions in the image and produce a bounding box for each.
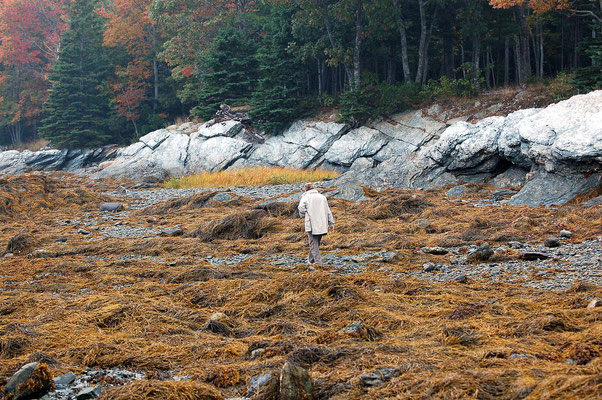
[251,6,305,133]
[39,0,113,149]
[192,24,258,120]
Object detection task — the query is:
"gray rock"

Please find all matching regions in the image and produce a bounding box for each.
[54,372,76,387]
[160,226,183,237]
[446,185,468,197]
[489,167,527,188]
[195,120,242,138]
[587,299,601,309]
[75,385,101,399]
[245,120,347,169]
[454,275,468,283]
[509,170,602,207]
[421,247,449,255]
[559,230,573,238]
[423,262,437,272]
[4,362,53,399]
[248,373,274,397]
[360,367,401,387]
[78,229,91,235]
[349,157,374,170]
[326,185,366,202]
[340,321,362,334]
[211,192,233,202]
[324,127,388,167]
[279,361,313,400]
[187,136,251,172]
[4,362,39,395]
[100,203,123,212]
[545,237,561,248]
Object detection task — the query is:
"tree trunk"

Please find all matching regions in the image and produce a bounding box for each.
[514,36,522,84]
[393,0,411,82]
[153,57,159,112]
[317,58,323,97]
[352,0,363,90]
[320,1,353,88]
[516,6,531,85]
[504,36,510,86]
[472,33,481,89]
[415,0,428,83]
[152,26,159,112]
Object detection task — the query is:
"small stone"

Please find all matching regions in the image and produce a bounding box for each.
[211,192,233,202]
[76,385,101,399]
[560,230,573,238]
[209,312,227,322]
[56,238,67,243]
[520,252,550,261]
[340,321,362,334]
[247,373,273,397]
[423,262,437,272]
[421,247,449,255]
[279,361,313,400]
[586,299,601,309]
[77,229,91,235]
[454,275,468,284]
[445,185,468,197]
[160,226,183,237]
[4,253,14,258]
[466,243,494,263]
[250,349,264,360]
[510,353,531,359]
[54,372,76,386]
[100,202,123,212]
[544,237,560,248]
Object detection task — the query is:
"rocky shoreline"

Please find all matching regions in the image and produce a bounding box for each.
[1,90,601,207]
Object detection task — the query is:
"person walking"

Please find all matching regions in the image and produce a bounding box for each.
[298,183,335,265]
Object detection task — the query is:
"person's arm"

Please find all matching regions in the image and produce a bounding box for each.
[298,195,307,218]
[327,203,335,230]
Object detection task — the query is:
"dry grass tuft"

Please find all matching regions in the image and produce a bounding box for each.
[164,167,339,189]
[190,210,275,241]
[101,380,224,400]
[5,233,34,255]
[137,192,217,215]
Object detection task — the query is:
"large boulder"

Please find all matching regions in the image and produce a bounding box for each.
[96,131,190,182]
[324,127,388,167]
[3,362,54,400]
[187,136,252,172]
[245,120,348,169]
[509,169,602,206]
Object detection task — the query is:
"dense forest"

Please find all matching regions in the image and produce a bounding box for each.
[0,0,601,148]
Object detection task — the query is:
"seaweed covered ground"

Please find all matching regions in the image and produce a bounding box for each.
[0,173,601,400]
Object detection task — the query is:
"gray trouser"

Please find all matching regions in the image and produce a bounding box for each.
[307,233,324,264]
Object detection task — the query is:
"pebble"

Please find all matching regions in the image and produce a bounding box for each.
[545,237,560,248]
[75,385,101,399]
[560,230,573,238]
[77,229,91,235]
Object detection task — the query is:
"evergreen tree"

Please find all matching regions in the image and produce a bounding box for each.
[39,0,113,149]
[575,36,602,91]
[191,24,258,120]
[251,6,306,133]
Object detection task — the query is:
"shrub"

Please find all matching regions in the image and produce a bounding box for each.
[423,76,481,100]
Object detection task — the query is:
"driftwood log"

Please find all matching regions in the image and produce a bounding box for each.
[207,104,264,144]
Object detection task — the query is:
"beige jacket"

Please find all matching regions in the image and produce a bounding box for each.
[298,189,335,235]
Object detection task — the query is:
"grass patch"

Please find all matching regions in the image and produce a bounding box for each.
[164,167,339,189]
